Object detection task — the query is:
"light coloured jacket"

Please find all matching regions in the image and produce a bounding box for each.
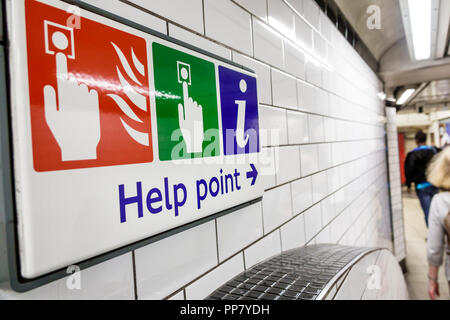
[427,192,450,281]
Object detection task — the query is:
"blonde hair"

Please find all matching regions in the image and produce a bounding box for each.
[427,147,450,190]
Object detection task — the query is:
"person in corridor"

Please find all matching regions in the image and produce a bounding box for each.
[426,146,450,299]
[405,130,439,226]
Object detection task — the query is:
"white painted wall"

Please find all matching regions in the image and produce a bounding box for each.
[0,0,394,299]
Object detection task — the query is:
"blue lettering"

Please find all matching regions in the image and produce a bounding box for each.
[164,177,173,210]
[234,169,241,190]
[146,187,163,214]
[119,182,143,223]
[173,183,187,216]
[209,177,220,197]
[225,174,234,193]
[196,179,207,209]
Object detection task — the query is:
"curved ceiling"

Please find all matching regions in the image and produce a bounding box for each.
[334,0,450,94]
[334,0,405,61]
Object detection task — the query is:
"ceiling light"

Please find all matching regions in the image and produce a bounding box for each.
[397,88,416,105]
[407,0,432,60]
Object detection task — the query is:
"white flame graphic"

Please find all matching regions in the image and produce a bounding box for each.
[108,42,149,146]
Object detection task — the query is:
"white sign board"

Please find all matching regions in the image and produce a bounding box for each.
[7,0,264,279]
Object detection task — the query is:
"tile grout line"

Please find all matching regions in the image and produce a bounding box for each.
[131,250,138,300]
[214,219,220,264]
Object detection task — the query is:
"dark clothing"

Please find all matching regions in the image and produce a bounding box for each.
[416,186,439,227]
[404,145,439,189]
[405,145,439,227]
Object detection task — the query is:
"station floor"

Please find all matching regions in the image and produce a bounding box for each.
[403,191,450,300]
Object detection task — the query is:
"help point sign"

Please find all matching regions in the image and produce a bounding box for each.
[7,0,264,279]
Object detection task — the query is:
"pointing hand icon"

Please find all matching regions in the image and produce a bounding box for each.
[44,52,101,161]
[178,81,204,154]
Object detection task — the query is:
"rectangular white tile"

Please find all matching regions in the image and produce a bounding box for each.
[233,52,272,104]
[308,115,325,143]
[332,142,344,166]
[323,117,336,142]
[321,194,336,226]
[318,143,332,171]
[287,111,309,144]
[284,40,306,79]
[320,12,333,41]
[185,254,244,299]
[272,69,298,109]
[322,68,335,93]
[276,146,301,184]
[262,184,293,233]
[333,189,346,216]
[308,114,324,143]
[216,202,264,262]
[168,24,231,60]
[259,105,288,146]
[291,176,313,214]
[297,79,316,113]
[285,0,304,15]
[58,253,134,300]
[260,147,277,189]
[234,0,268,21]
[300,144,319,176]
[305,60,322,87]
[303,0,320,30]
[303,204,322,242]
[85,0,167,34]
[204,0,253,55]
[315,226,331,244]
[129,0,203,33]
[135,221,217,300]
[280,213,306,251]
[244,232,282,268]
[253,19,284,69]
[311,171,328,203]
[316,88,329,115]
[268,0,295,40]
[313,31,327,61]
[294,15,313,51]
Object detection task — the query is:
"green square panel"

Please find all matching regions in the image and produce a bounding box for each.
[152,42,220,161]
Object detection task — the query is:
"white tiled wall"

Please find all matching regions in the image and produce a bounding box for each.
[134,221,218,300]
[1,0,394,299]
[185,254,245,300]
[386,108,407,262]
[216,202,263,262]
[244,231,282,269]
[0,254,135,300]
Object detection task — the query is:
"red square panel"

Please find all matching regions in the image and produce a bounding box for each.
[25,0,153,171]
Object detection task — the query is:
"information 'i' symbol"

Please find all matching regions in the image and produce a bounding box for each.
[235,79,249,148]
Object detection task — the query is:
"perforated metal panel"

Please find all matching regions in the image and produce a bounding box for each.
[206,244,372,300]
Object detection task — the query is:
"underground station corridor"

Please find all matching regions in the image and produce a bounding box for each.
[0,0,449,310]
